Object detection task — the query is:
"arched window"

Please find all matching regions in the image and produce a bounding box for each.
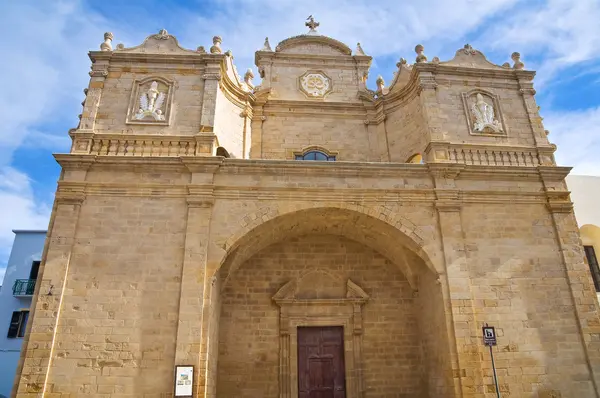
[295,150,336,161]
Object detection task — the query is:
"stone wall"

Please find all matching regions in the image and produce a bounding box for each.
[95,70,205,136]
[462,203,598,397]
[259,114,374,161]
[41,196,187,396]
[386,94,429,163]
[213,88,245,158]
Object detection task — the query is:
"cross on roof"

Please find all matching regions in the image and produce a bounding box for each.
[306,15,320,33]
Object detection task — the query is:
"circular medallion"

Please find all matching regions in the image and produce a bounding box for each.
[299,72,332,98]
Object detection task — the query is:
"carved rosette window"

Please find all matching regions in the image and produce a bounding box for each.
[126,77,174,125]
[272,271,369,398]
[299,71,332,99]
[462,89,507,136]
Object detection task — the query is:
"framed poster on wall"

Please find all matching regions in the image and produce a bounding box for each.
[174,365,194,397]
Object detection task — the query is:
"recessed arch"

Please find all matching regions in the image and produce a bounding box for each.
[406,153,424,164]
[213,204,441,290]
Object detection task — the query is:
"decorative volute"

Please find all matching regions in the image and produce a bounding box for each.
[441,44,506,70]
[107,29,197,54]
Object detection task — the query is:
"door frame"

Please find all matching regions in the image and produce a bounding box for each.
[273,278,369,398]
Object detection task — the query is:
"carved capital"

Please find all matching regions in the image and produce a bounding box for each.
[202,73,222,81]
[55,193,86,205]
[546,201,573,213]
[89,70,108,78]
[186,197,214,208]
[519,88,537,96]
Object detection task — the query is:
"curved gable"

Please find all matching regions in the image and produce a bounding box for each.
[275,35,352,56]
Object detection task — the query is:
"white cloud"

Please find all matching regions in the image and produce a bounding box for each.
[481,0,600,86]
[0,167,51,283]
[177,0,521,73]
[544,107,600,175]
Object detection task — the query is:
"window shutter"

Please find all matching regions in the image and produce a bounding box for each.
[18,311,29,337]
[7,311,20,338]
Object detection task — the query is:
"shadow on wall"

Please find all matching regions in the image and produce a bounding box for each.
[216,146,231,158]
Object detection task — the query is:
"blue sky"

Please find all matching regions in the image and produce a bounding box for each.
[0,0,599,281]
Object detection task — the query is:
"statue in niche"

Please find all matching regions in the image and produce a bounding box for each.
[135,81,166,121]
[471,93,502,133]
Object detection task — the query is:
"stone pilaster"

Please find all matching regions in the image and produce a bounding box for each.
[173,194,214,397]
[199,66,221,133]
[430,164,483,398]
[14,196,86,397]
[541,168,600,397]
[79,60,109,132]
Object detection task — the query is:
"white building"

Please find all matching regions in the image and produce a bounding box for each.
[0,231,46,398]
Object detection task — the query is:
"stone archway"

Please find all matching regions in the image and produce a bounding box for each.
[203,206,456,398]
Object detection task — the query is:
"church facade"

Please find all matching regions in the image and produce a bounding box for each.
[12,19,600,398]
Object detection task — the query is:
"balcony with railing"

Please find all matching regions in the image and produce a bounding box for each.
[12,279,36,297]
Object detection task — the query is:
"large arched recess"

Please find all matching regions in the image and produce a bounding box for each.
[212,205,443,290]
[204,205,455,397]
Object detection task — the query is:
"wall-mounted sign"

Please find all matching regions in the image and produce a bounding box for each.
[174,365,194,397]
[483,325,497,346]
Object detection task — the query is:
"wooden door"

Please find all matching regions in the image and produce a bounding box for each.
[298,326,346,398]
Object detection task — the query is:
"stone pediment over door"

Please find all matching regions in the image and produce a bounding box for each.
[272,271,369,398]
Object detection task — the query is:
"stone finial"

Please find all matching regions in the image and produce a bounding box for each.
[244,68,254,85]
[224,50,232,57]
[305,15,320,35]
[197,46,206,53]
[432,56,440,64]
[396,57,407,68]
[210,36,223,54]
[462,43,476,55]
[355,43,366,55]
[116,43,125,50]
[511,52,524,69]
[376,75,385,92]
[154,29,169,40]
[262,37,272,51]
[100,32,113,51]
[502,62,510,68]
[415,44,427,63]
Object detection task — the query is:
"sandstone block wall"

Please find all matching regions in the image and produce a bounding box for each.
[95,69,205,136]
[217,235,425,398]
[44,196,187,396]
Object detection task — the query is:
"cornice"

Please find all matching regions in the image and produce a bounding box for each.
[89,50,226,66]
[54,154,574,187]
[218,159,430,178]
[263,100,367,118]
[414,63,536,80]
[255,50,372,67]
[537,166,572,181]
[54,181,549,205]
